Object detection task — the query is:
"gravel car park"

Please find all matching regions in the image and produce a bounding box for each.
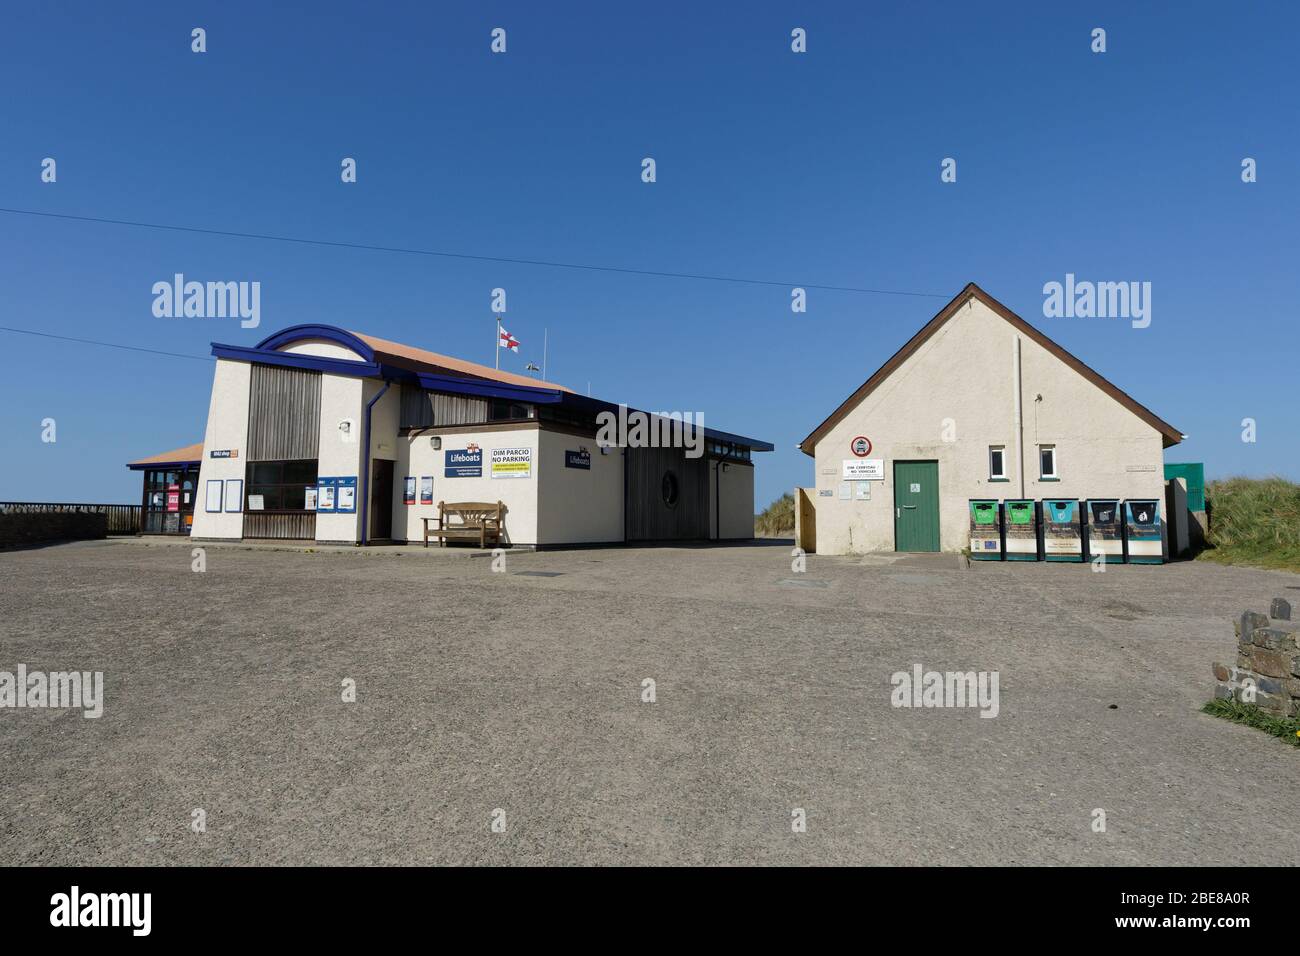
[2,538,1298,866]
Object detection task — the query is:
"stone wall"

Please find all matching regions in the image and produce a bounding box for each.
[0,513,107,549]
[1212,598,1300,717]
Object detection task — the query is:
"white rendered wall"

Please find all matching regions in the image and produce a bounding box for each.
[189,359,249,540]
[393,425,541,546]
[810,296,1168,555]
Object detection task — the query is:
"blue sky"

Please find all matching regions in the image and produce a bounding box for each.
[1,1,1296,507]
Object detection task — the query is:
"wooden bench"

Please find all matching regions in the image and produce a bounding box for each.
[423,501,505,548]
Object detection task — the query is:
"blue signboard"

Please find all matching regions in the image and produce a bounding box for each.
[445,448,482,478]
[316,477,337,513]
[334,476,357,513]
[315,476,357,513]
[564,449,591,470]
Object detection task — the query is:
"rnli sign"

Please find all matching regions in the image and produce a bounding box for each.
[445,448,482,478]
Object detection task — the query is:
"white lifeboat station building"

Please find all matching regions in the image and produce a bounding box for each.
[796,284,1183,555]
[139,324,770,547]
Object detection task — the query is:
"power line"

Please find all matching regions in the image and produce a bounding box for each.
[0,206,948,299]
[0,325,214,362]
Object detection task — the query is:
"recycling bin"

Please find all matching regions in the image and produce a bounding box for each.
[1084,499,1123,563]
[1002,499,1039,561]
[1041,499,1083,562]
[968,499,1002,560]
[1123,499,1164,564]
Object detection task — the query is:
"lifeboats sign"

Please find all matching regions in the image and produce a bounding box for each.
[842,458,884,480]
[445,448,482,478]
[491,447,533,479]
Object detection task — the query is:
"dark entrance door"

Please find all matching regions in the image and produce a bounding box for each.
[371,459,394,541]
[625,446,709,541]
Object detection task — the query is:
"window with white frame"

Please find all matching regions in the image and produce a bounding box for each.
[1039,444,1058,479]
[988,445,1007,480]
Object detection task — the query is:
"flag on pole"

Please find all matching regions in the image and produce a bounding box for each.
[499,328,520,352]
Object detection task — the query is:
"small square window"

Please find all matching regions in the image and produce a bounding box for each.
[1039,444,1057,479]
[989,446,1006,480]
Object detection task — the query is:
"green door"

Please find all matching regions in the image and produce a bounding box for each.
[893,460,940,552]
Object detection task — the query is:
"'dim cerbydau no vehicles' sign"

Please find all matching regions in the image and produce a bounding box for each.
[842,459,884,480]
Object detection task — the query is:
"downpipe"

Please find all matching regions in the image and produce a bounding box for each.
[360,380,391,546]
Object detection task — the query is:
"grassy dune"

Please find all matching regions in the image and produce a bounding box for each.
[755,492,794,537]
[1197,476,1300,572]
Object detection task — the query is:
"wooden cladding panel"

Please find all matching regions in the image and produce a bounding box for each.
[247,364,322,461]
[399,386,489,429]
[625,446,709,541]
[242,512,316,540]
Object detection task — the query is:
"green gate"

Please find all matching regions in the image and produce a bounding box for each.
[893,460,940,552]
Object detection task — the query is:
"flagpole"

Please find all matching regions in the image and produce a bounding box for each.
[495,315,500,370]
[543,328,548,380]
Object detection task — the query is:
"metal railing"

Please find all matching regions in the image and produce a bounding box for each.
[0,502,142,534]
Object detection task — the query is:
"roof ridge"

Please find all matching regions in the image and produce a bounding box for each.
[798,283,1182,454]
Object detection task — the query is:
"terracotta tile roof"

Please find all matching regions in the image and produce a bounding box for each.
[349,331,572,393]
[127,442,204,467]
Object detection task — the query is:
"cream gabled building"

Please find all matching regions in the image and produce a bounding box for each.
[796,284,1183,555]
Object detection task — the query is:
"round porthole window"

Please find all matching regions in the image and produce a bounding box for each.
[661,470,680,508]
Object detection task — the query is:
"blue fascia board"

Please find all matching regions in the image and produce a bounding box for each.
[414,370,564,404]
[702,428,774,453]
[211,343,383,378]
[212,337,770,449]
[126,460,201,470]
[555,394,773,451]
[211,342,565,404]
[253,324,375,361]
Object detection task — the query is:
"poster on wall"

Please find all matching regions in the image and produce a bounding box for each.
[491,446,532,479]
[205,479,223,513]
[305,486,317,511]
[317,478,336,513]
[336,477,357,513]
[403,476,416,505]
[166,484,180,512]
[445,448,482,477]
[225,479,243,512]
[247,495,265,511]
[420,476,433,504]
